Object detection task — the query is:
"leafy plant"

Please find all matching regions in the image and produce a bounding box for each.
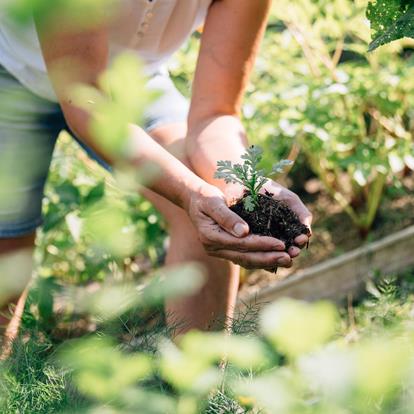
[244,0,414,236]
[6,268,414,414]
[3,2,414,414]
[214,145,292,212]
[367,0,414,51]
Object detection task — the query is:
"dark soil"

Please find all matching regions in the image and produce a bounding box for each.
[230,190,311,251]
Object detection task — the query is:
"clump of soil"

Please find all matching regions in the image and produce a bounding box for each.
[230,191,311,250]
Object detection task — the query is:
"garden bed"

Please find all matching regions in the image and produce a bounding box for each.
[239,223,414,305]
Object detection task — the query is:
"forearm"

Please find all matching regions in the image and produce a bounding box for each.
[187,115,248,192]
[127,124,205,210]
[35,14,204,211]
[65,107,204,210]
[187,0,271,193]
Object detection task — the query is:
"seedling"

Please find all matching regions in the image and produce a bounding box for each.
[214,145,293,212]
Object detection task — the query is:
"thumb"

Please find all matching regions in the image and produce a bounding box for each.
[299,212,313,236]
[204,198,249,237]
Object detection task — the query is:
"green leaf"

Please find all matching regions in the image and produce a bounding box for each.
[272,159,294,174]
[367,1,414,51]
[255,176,268,193]
[243,195,256,212]
[55,181,81,205]
[215,145,270,202]
[83,181,106,205]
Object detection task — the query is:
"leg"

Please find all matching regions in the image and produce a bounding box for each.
[144,123,240,333]
[0,65,62,358]
[0,233,35,360]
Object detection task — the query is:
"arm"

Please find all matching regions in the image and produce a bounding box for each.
[34,17,201,211]
[34,11,289,270]
[187,0,270,183]
[187,0,312,245]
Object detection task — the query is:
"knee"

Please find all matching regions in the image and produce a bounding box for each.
[0,235,35,304]
[0,233,36,255]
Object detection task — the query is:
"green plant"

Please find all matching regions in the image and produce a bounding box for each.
[244,0,414,236]
[5,268,414,414]
[214,145,292,212]
[367,0,414,51]
[3,2,414,414]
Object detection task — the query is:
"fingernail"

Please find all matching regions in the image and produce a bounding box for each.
[295,237,307,246]
[275,243,285,251]
[233,223,248,237]
[277,257,291,266]
[288,247,300,257]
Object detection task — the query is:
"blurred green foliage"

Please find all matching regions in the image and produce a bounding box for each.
[1,0,414,413]
[170,0,414,235]
[2,0,117,28]
[36,133,167,286]
[3,269,414,414]
[247,0,414,234]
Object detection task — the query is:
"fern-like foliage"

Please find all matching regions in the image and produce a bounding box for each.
[367,0,414,51]
[214,145,293,212]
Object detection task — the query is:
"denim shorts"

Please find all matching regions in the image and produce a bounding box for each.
[0,65,189,238]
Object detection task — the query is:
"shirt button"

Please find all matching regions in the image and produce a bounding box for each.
[143,15,152,23]
[141,22,149,31]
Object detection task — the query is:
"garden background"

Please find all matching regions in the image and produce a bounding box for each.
[1,0,414,413]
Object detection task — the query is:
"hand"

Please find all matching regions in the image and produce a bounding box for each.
[262,180,313,257]
[224,180,313,261]
[187,183,294,269]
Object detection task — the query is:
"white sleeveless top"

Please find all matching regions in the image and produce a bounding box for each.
[0,0,212,102]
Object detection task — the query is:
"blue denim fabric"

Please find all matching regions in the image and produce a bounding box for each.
[0,65,189,237]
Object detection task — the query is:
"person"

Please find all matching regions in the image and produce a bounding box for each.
[0,0,312,353]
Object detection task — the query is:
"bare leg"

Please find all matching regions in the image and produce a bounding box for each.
[144,124,240,334]
[0,233,35,359]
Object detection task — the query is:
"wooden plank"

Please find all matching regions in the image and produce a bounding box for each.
[239,225,414,305]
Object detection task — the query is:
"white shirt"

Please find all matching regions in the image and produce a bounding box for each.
[0,0,212,101]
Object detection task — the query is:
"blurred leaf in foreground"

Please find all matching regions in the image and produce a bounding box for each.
[2,0,117,28]
[71,53,158,161]
[57,336,152,400]
[260,299,339,358]
[82,199,139,258]
[64,263,205,320]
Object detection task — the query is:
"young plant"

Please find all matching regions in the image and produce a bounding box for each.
[214,145,293,212]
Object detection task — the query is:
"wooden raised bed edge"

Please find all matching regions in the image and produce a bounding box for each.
[238,224,414,306]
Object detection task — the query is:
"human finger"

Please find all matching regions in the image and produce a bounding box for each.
[208,249,292,269]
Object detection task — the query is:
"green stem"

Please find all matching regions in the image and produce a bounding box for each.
[304,146,360,225]
[361,172,387,231]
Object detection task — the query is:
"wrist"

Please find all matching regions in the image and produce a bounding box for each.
[187,113,241,137]
[180,173,208,212]
[186,116,248,186]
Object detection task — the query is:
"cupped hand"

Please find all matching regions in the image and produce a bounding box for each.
[224,180,313,262]
[187,184,293,269]
[261,180,313,257]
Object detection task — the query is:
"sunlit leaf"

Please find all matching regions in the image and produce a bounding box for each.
[58,337,152,400]
[260,299,338,358]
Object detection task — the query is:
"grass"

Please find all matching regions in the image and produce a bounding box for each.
[205,391,247,414]
[0,336,83,413]
[1,267,413,413]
